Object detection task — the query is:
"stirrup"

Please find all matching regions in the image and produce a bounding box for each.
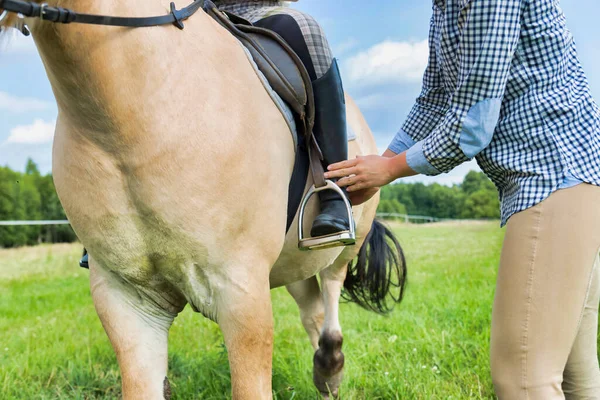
[298,180,356,251]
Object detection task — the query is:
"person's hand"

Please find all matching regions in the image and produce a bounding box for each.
[325,155,398,192]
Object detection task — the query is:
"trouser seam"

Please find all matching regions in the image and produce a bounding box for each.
[522,204,543,399]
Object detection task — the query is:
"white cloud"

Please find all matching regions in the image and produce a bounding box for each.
[6,119,56,145]
[0,91,53,113]
[343,39,428,87]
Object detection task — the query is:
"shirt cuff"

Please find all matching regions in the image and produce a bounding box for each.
[388,129,416,154]
[406,140,441,176]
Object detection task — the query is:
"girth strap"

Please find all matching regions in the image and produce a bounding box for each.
[0,0,205,29]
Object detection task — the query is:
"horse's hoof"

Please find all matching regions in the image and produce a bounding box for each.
[313,331,344,398]
[314,367,343,399]
[319,390,338,400]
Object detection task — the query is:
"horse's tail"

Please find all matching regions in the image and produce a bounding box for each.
[342,219,407,314]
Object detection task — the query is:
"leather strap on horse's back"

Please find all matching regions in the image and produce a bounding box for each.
[0,0,205,29]
[308,135,326,188]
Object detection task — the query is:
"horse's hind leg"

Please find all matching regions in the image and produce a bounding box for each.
[90,263,179,400]
[313,264,346,399]
[287,267,346,399]
[286,277,325,349]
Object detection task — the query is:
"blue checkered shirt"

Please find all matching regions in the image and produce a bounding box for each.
[389,0,600,225]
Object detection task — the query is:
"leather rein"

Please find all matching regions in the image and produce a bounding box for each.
[0,0,205,35]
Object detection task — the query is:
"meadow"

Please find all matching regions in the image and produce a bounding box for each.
[1,222,509,399]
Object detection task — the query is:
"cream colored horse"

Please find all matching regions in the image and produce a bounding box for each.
[2,1,405,398]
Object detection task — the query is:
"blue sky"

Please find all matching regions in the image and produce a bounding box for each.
[1,0,599,185]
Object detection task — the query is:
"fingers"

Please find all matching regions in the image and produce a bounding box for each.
[346,181,369,192]
[327,158,359,172]
[337,174,361,188]
[326,167,358,180]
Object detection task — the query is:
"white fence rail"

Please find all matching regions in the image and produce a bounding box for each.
[376,213,455,223]
[0,220,70,226]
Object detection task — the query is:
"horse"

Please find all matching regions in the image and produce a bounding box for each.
[1,1,406,398]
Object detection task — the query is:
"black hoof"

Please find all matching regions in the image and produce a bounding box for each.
[313,332,345,398]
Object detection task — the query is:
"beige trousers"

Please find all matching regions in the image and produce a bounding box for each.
[491,183,600,399]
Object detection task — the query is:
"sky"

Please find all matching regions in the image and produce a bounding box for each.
[1,0,599,185]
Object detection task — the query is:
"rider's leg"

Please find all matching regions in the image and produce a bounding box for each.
[308,58,350,236]
[217,3,351,237]
[255,10,350,237]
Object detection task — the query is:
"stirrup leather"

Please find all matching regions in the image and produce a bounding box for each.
[298,180,356,251]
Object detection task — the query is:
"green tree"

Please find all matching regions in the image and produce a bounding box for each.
[25,158,40,176]
[461,171,495,195]
[378,170,500,221]
[461,189,501,219]
[377,199,407,215]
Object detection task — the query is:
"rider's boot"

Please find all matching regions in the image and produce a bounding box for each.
[309,59,352,238]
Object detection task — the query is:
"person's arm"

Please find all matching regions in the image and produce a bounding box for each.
[389,9,449,155]
[327,8,447,192]
[326,0,523,203]
[405,0,523,175]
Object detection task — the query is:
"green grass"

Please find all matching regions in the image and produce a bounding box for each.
[1,222,508,399]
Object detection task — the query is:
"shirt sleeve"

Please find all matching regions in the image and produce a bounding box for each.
[406,0,523,175]
[388,10,450,155]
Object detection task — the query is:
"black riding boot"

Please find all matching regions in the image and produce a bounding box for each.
[310,59,352,238]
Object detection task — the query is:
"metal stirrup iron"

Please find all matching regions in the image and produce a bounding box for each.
[298,180,355,251]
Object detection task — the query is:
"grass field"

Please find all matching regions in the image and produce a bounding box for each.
[1,222,509,399]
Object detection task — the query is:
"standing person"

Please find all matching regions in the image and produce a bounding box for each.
[215,0,351,239]
[326,0,600,398]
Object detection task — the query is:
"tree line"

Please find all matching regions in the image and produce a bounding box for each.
[379,170,501,220]
[0,159,76,247]
[0,160,500,248]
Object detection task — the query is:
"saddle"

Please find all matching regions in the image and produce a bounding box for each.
[204,1,323,232]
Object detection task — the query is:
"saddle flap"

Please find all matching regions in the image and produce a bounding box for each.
[239,28,308,113]
[205,4,312,126]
